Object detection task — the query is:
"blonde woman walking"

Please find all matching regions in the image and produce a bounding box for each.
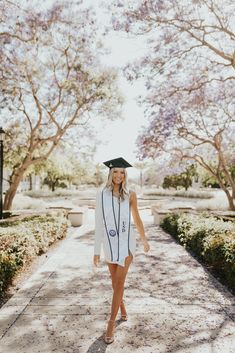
[93,157,150,344]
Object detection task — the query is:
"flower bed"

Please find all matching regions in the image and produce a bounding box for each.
[0,214,68,298]
[161,213,235,292]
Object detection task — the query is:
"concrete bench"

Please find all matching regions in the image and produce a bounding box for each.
[170,206,196,213]
[152,206,196,225]
[152,207,172,225]
[211,210,235,222]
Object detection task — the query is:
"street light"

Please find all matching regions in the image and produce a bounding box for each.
[0,127,5,219]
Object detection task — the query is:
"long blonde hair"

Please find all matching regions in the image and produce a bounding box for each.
[105,168,129,200]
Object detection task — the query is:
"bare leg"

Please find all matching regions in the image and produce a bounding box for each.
[107,262,126,317]
[105,255,133,340]
[110,255,133,320]
[107,262,118,291]
[107,255,132,317]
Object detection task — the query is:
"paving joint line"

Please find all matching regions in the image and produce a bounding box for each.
[0,226,90,341]
[0,271,55,340]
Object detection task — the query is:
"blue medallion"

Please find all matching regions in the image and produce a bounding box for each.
[109,229,116,237]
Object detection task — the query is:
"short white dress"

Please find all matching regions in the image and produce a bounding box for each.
[94,188,136,267]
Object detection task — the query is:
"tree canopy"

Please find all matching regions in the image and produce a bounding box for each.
[0,0,123,209]
[109,0,235,209]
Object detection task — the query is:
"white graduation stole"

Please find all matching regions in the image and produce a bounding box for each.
[101,188,131,262]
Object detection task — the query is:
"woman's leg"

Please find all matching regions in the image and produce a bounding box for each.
[109,254,133,321]
[107,263,127,318]
[107,262,118,291]
[105,255,133,341]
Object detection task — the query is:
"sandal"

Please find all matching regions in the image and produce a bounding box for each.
[104,319,115,344]
[120,300,128,321]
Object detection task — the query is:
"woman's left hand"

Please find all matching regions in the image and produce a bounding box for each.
[142,239,150,253]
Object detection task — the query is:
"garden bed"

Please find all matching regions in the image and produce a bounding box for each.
[160,213,235,294]
[0,214,69,299]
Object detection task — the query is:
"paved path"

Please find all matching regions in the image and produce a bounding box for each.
[0,209,235,353]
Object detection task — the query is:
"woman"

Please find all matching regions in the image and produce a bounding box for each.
[93,157,150,344]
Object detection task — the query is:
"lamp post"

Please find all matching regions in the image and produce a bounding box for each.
[0,127,5,219]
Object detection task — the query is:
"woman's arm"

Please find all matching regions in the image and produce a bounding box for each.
[130,191,150,253]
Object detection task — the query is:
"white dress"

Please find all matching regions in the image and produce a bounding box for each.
[94,188,136,267]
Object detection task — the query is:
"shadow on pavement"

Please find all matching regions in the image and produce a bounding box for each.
[86,335,108,353]
[86,320,124,353]
[0,225,235,352]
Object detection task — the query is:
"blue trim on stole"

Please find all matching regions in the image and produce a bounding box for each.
[101,190,113,261]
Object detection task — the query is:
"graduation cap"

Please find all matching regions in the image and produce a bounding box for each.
[103,157,132,169]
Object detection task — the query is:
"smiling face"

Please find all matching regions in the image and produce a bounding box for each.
[112,168,125,186]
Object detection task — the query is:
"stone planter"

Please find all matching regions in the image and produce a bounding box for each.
[68,208,85,227]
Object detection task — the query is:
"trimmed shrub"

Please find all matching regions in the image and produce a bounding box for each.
[160,213,235,292]
[0,214,68,298]
[161,214,180,239]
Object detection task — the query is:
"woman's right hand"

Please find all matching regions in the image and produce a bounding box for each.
[93,255,100,267]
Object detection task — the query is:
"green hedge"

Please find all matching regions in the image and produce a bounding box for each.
[0,214,68,298]
[161,213,235,292]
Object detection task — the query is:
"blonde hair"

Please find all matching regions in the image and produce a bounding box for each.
[105,168,129,200]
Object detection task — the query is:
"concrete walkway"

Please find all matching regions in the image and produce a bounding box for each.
[0,209,235,353]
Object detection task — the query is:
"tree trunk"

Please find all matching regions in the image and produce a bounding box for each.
[3,173,23,210]
[3,134,60,210]
[217,150,235,202]
[3,159,32,210]
[220,185,235,211]
[29,174,33,191]
[232,188,235,199]
[195,158,235,210]
[140,170,143,189]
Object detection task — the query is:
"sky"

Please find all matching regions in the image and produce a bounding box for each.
[89,4,149,178]
[94,34,148,164]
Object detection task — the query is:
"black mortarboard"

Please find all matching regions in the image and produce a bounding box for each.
[103,157,132,169]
